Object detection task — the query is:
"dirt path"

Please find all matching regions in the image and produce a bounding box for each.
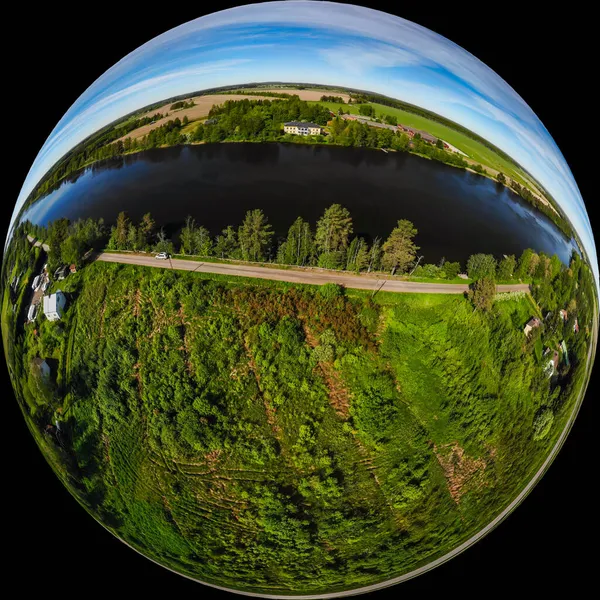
[95,252,531,295]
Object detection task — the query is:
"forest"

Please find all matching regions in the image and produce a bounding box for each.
[1,227,595,593]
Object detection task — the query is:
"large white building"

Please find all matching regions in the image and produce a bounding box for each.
[283,121,323,136]
[43,290,67,322]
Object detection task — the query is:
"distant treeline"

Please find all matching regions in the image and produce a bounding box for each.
[27,112,164,202]
[229,90,297,99]
[320,95,346,103]
[349,91,521,166]
[170,100,195,110]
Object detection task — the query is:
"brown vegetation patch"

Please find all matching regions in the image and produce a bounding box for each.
[434,442,487,504]
[301,322,350,418]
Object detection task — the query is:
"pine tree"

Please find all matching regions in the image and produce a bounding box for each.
[315,204,353,255]
[238,209,273,262]
[381,220,419,275]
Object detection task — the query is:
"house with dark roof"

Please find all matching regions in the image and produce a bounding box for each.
[284,121,323,136]
[398,124,438,144]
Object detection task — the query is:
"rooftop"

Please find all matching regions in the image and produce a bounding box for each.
[284,121,322,128]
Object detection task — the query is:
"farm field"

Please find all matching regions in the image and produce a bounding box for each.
[4,259,590,595]
[313,101,534,186]
[119,89,351,142]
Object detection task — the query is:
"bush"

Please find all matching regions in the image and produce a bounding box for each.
[467,254,497,280]
[467,277,496,312]
[319,283,345,299]
[413,263,445,279]
[442,261,462,279]
[533,408,554,440]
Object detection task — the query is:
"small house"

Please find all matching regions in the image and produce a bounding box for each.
[32,357,51,379]
[524,317,541,336]
[43,290,67,322]
[559,309,568,322]
[69,264,77,274]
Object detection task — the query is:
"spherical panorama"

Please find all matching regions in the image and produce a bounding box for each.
[2,2,597,597]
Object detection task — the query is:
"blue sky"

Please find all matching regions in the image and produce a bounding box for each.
[9,1,597,286]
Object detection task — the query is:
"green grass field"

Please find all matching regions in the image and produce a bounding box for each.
[313,101,534,185]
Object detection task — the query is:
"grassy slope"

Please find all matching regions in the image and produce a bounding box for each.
[314,101,532,184]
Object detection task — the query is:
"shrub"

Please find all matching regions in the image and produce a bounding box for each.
[319,283,345,299]
[533,408,554,441]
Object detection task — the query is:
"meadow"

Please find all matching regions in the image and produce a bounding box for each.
[313,100,537,187]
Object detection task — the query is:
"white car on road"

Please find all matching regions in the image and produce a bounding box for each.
[155,252,170,260]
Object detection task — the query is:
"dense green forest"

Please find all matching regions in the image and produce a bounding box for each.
[2,212,596,593]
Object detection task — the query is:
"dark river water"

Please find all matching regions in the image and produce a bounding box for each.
[23,143,576,265]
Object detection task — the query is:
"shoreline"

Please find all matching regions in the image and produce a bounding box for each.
[17,138,572,242]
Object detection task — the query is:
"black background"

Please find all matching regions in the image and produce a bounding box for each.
[3,2,595,596]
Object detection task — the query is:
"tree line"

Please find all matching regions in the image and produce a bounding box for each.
[28,113,164,203]
[170,100,194,110]
[320,95,346,103]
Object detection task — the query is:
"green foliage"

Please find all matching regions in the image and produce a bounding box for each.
[498,255,517,281]
[442,261,462,279]
[276,217,314,266]
[533,408,554,441]
[3,213,593,595]
[238,209,273,262]
[315,204,353,254]
[170,100,195,110]
[413,263,445,279]
[467,253,497,280]
[468,277,496,312]
[381,219,419,275]
[319,283,345,299]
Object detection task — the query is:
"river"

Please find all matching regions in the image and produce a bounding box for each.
[22,143,576,265]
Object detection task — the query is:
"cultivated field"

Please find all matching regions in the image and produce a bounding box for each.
[119,89,350,142]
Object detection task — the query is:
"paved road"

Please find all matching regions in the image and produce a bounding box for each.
[96,252,530,295]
